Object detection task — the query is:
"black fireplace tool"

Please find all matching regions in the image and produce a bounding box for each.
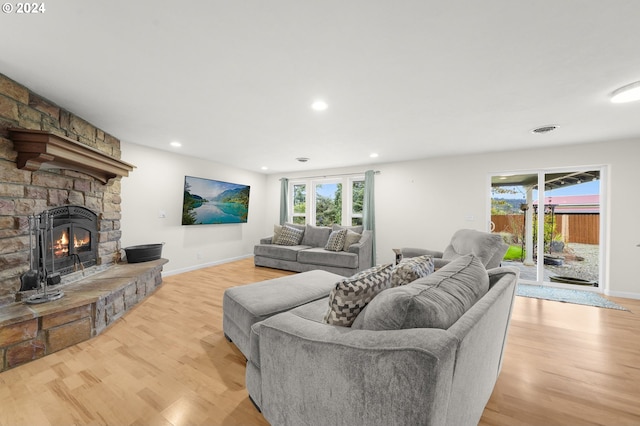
[19,215,39,291]
[24,213,64,304]
[47,213,61,286]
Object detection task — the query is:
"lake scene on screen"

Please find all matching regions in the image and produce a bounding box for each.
[182,176,250,225]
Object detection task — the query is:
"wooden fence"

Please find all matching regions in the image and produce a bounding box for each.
[491,214,599,245]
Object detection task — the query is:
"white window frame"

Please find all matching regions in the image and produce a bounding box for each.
[312,178,342,226]
[290,182,307,224]
[288,174,364,226]
[487,165,607,292]
[348,177,364,226]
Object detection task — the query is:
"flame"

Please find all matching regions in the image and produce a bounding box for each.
[74,234,90,248]
[53,231,70,258]
[53,229,91,258]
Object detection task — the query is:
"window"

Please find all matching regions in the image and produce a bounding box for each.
[351,179,364,226]
[289,175,364,227]
[292,184,306,224]
[315,181,342,226]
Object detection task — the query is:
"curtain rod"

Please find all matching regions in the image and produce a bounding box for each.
[280,170,380,181]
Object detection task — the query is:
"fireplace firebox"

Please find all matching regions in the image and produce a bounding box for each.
[39,206,98,277]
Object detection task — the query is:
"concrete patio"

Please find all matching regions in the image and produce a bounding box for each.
[502,243,599,285]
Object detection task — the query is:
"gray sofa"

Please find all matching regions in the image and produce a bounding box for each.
[225,254,519,426]
[254,223,373,276]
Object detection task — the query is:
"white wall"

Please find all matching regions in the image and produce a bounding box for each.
[266,139,640,299]
[120,142,268,275]
[119,139,639,298]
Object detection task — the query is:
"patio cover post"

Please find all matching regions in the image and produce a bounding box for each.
[524,187,535,266]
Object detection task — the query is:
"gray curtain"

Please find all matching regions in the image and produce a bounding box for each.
[363,170,376,266]
[279,178,289,225]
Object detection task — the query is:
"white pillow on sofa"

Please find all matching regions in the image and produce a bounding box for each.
[273,224,282,243]
[342,230,362,251]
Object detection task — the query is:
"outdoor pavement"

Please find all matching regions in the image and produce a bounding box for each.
[502,243,599,283]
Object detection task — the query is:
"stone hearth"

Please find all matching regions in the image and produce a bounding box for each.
[0,259,167,372]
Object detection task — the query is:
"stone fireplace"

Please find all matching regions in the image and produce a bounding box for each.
[0,73,134,307]
[0,73,167,372]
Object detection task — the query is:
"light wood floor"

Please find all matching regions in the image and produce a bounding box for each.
[1,258,638,425]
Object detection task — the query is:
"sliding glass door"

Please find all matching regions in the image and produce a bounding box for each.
[490,167,604,290]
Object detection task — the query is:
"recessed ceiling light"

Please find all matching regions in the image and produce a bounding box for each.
[170,141,182,147]
[370,153,379,158]
[311,100,328,111]
[610,80,640,103]
[261,166,268,170]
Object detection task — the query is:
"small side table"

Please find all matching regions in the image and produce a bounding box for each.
[392,248,403,265]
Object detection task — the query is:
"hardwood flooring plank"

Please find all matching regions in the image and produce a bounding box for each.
[479,295,640,426]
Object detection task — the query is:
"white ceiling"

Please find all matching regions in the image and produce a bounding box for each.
[2,1,640,174]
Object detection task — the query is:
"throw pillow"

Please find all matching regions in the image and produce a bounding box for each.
[323,264,394,327]
[390,255,434,287]
[275,225,304,246]
[325,229,348,251]
[332,224,364,234]
[283,222,306,233]
[301,224,332,247]
[342,230,362,251]
[273,224,283,243]
[351,255,489,331]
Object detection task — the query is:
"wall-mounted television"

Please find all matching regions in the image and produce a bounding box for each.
[182,176,250,225]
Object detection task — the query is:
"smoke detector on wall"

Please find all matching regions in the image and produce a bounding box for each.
[531,125,559,134]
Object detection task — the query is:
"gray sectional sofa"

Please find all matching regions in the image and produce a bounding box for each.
[254,223,373,276]
[223,254,519,426]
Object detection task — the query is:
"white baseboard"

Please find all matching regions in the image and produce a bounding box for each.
[604,289,640,300]
[161,254,254,277]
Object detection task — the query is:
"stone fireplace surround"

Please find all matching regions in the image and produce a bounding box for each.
[0,74,167,371]
[0,74,127,307]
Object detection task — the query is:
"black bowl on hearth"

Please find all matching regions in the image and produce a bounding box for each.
[123,243,164,263]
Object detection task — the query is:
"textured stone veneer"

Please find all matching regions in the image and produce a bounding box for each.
[0,259,167,372]
[0,73,125,306]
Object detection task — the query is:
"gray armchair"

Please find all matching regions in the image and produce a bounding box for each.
[402,229,509,269]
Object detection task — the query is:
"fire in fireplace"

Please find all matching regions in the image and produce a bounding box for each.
[40,206,98,277]
[52,226,91,258]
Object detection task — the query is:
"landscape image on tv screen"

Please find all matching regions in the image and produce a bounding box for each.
[182,176,250,225]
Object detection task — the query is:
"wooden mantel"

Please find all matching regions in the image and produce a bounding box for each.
[9,129,135,184]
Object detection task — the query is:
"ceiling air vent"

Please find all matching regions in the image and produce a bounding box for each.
[531,125,559,134]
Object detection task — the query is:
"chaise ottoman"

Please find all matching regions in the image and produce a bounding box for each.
[222,269,341,359]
